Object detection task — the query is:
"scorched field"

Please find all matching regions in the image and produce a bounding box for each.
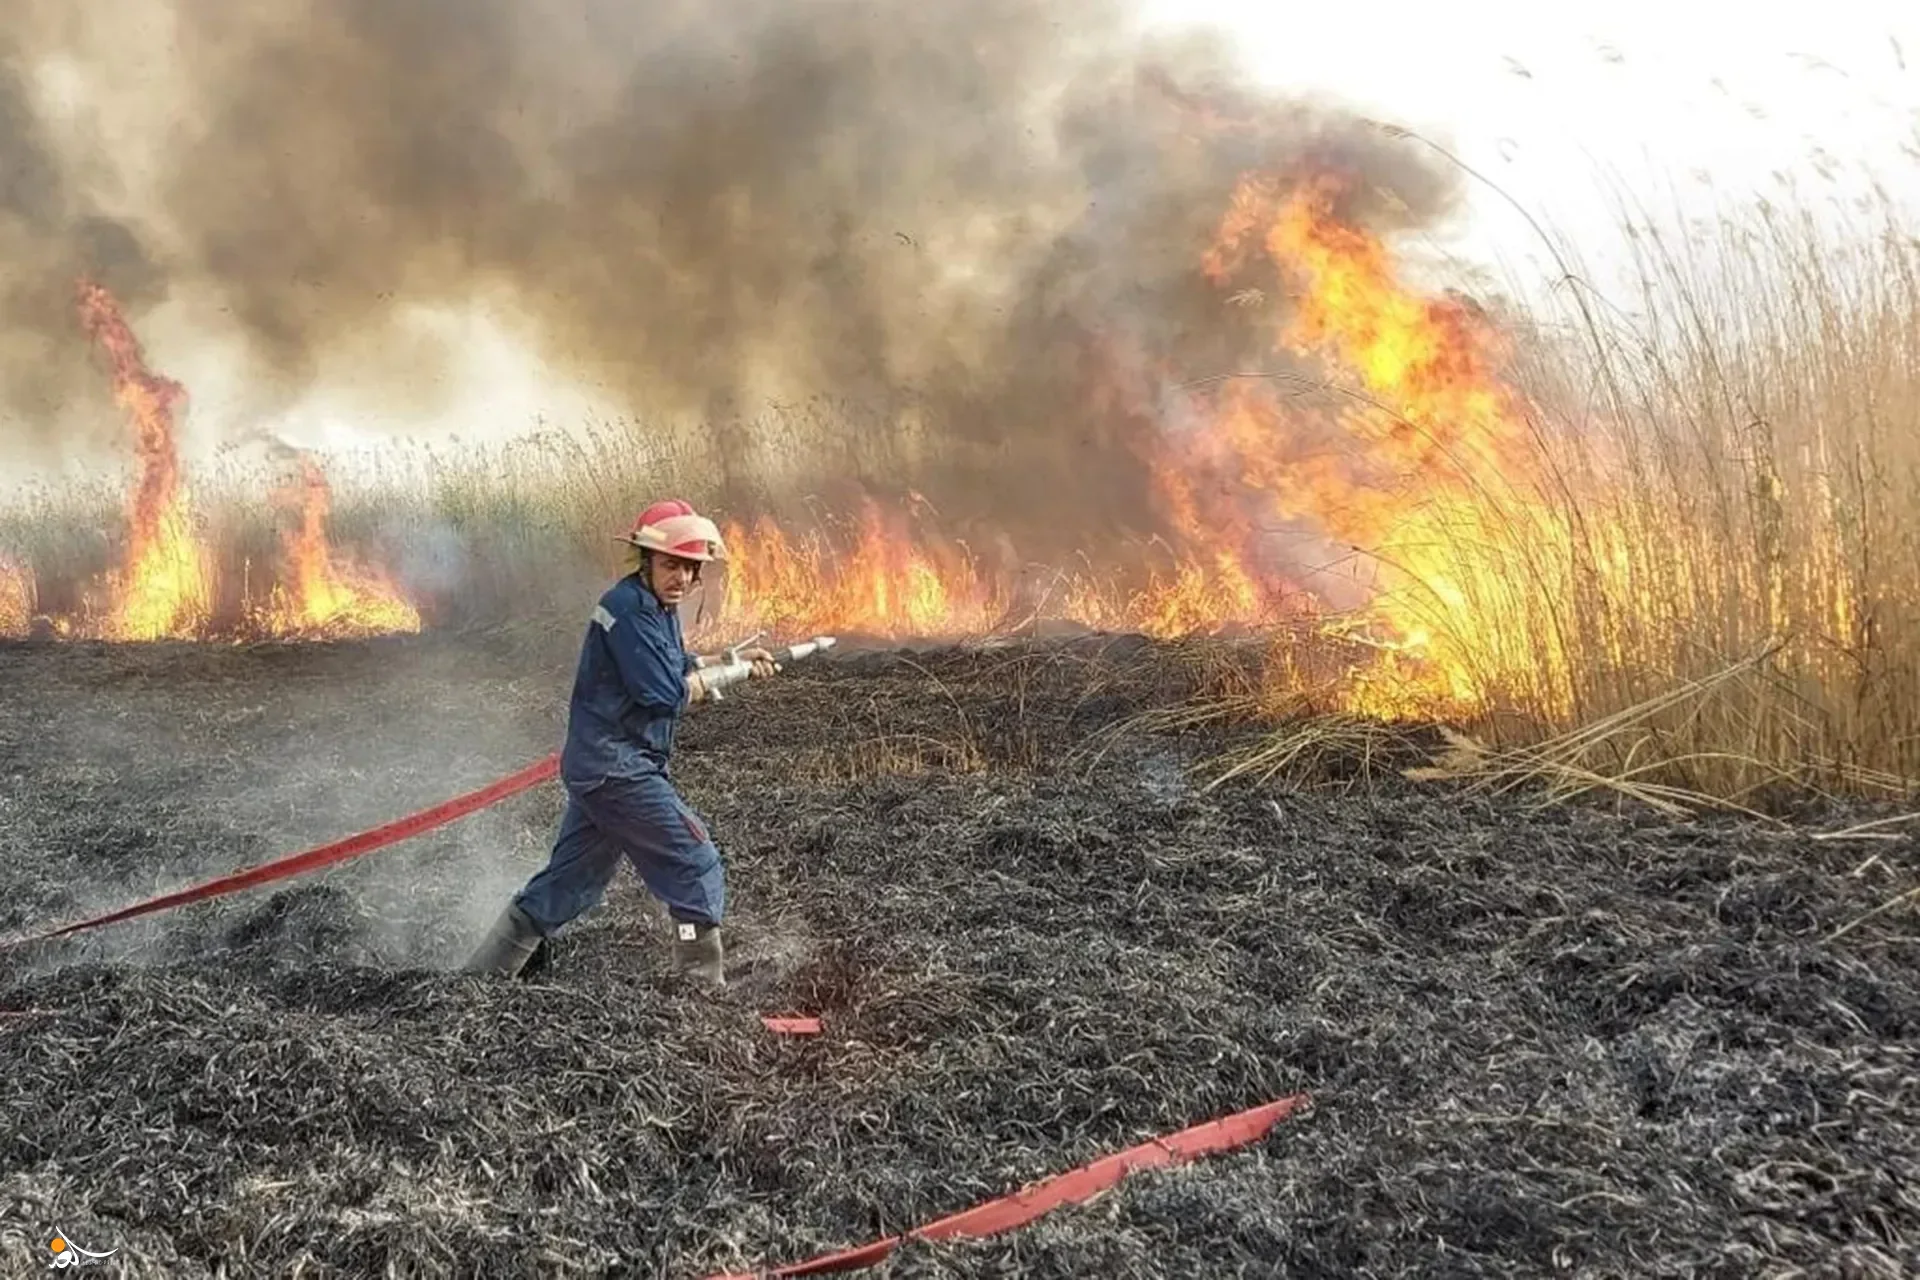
[1,628,1915,1278]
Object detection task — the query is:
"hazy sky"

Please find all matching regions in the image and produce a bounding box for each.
[1156,0,1920,292]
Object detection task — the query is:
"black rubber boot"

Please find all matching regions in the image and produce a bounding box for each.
[670,920,725,986]
[463,903,544,977]
[518,936,554,979]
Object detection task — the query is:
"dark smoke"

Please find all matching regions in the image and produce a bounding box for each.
[1,0,1461,559]
[1,28,165,446]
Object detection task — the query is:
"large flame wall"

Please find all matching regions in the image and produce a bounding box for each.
[6,163,1567,735]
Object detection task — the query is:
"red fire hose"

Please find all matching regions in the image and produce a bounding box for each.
[0,753,561,952]
[704,1092,1311,1278]
[0,731,1313,1274]
[1,636,844,953]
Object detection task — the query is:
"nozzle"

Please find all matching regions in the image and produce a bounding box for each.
[781,636,837,662]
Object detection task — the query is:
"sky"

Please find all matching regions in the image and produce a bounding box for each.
[1152,0,1920,296]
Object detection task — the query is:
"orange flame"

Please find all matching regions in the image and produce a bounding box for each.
[0,556,34,638]
[44,174,1559,720]
[78,281,213,641]
[51,284,422,643]
[254,455,422,639]
[715,502,1010,640]
[704,494,1294,647]
[1190,173,1561,715]
[691,170,1558,722]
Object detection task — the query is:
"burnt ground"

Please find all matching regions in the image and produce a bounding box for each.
[0,630,1916,1278]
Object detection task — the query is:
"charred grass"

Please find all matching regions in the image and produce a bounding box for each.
[0,632,1917,1277]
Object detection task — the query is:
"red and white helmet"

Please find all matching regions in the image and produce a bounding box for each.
[619,498,727,562]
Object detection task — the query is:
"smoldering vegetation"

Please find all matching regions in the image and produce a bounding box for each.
[0,0,1458,561]
[1,633,1916,1277]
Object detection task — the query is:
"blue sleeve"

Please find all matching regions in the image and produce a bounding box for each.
[599,601,687,712]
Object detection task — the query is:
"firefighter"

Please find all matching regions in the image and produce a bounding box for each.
[464,499,777,985]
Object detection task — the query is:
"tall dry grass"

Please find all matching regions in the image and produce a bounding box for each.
[2,187,1914,809]
[1306,185,1920,806]
[0,400,898,633]
[1560,199,1919,801]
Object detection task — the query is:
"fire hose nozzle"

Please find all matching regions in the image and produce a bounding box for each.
[779,635,837,662]
[694,634,838,703]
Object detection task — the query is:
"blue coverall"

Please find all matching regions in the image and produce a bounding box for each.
[513,574,725,934]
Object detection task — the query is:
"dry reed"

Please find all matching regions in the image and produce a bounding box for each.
[3,191,1914,808]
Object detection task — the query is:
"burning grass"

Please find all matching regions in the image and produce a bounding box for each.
[1,633,1916,1276]
[3,186,1917,806]
[1,286,422,644]
[0,553,32,638]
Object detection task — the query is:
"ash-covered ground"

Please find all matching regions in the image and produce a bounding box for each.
[0,630,1915,1278]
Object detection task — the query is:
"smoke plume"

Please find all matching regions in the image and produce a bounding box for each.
[0,0,1461,558]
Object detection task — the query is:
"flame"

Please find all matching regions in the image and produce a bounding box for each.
[0,556,34,638]
[34,284,424,643]
[36,173,1569,721]
[715,501,1010,640]
[1190,172,1568,717]
[705,495,1293,647]
[691,170,1564,723]
[50,284,424,640]
[77,281,214,641]
[254,455,423,639]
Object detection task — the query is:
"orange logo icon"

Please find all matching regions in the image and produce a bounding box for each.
[46,1228,118,1269]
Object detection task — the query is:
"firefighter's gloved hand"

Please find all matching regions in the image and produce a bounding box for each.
[736,646,781,679]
